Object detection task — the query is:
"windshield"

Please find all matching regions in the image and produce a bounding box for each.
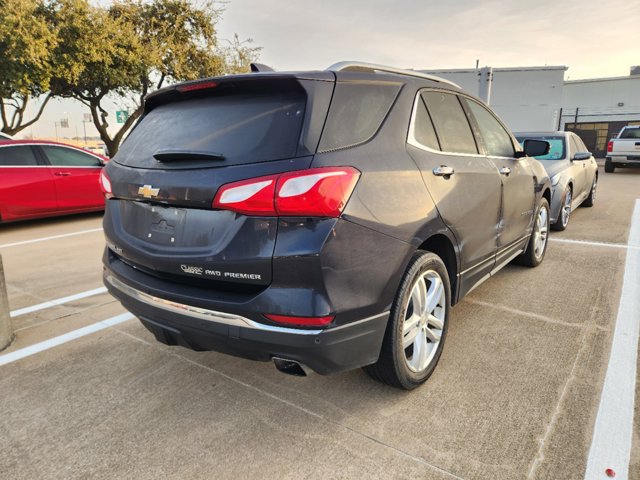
[620,127,640,139]
[516,135,565,160]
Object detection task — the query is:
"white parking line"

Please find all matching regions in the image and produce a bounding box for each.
[585,199,640,479]
[0,227,103,249]
[0,312,134,367]
[549,237,636,250]
[10,287,108,318]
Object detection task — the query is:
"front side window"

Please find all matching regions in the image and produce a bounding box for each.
[0,146,39,166]
[41,146,102,167]
[569,135,582,157]
[464,99,515,158]
[421,91,477,154]
[575,135,589,153]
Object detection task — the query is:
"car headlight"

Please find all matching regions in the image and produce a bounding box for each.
[551,174,561,186]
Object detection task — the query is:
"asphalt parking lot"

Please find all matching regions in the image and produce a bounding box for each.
[1,167,639,480]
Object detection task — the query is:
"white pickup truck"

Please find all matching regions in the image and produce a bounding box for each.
[605,125,640,172]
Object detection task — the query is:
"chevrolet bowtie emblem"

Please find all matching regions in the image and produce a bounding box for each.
[138,185,160,198]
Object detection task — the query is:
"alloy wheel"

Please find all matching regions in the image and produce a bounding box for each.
[533,205,549,260]
[561,189,572,227]
[402,270,446,373]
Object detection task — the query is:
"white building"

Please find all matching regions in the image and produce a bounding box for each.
[421,66,640,156]
[422,66,566,132]
[561,76,640,155]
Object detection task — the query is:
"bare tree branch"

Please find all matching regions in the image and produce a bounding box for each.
[1,93,52,136]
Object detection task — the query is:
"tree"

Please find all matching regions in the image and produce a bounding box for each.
[0,0,58,136]
[50,0,260,157]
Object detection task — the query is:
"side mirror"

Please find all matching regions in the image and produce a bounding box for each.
[573,152,591,161]
[520,139,550,157]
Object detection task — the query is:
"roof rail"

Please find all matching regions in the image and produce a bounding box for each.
[326,61,461,89]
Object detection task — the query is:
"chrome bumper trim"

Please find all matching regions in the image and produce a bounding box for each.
[105,274,324,335]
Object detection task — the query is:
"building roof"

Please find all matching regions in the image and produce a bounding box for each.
[565,75,640,84]
[420,66,568,74]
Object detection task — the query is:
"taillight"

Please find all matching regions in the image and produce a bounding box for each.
[213,175,278,215]
[212,167,360,217]
[607,140,613,153]
[276,168,360,217]
[263,313,335,327]
[99,171,113,198]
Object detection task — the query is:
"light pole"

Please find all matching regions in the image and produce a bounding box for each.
[82,113,92,146]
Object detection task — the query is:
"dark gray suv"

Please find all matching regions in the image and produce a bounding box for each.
[101,62,551,389]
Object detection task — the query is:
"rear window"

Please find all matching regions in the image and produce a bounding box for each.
[318,82,401,152]
[620,127,640,139]
[116,92,306,169]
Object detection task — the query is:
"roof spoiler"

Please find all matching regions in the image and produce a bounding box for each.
[250,63,275,73]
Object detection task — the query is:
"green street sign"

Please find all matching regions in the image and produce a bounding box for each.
[116,110,130,123]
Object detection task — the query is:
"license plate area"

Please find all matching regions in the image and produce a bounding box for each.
[124,202,186,247]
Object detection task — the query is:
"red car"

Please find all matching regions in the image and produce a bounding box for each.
[0,140,107,222]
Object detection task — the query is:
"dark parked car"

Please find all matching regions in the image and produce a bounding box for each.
[102,62,551,389]
[0,140,107,223]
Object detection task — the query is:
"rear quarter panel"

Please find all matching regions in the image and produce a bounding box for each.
[311,79,461,313]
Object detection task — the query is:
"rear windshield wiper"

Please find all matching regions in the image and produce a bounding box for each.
[153,149,225,162]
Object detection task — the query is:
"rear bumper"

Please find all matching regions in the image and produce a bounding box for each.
[103,256,389,374]
[607,156,640,167]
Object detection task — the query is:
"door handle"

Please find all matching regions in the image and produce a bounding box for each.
[499,167,511,176]
[55,172,71,176]
[432,165,455,177]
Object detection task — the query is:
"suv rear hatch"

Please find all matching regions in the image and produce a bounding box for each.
[103,72,335,291]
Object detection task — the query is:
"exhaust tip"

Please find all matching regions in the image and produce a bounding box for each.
[272,357,309,377]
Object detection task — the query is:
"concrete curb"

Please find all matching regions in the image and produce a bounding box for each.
[0,254,14,351]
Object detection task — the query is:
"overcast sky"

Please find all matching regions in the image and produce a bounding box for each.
[26,0,639,139]
[216,0,638,77]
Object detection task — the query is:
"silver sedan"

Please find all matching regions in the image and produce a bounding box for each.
[515,131,598,231]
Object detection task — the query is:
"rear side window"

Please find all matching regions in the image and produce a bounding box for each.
[411,96,440,151]
[117,91,306,169]
[464,99,515,157]
[41,146,102,167]
[421,91,478,154]
[0,146,39,166]
[318,82,401,152]
[620,128,640,139]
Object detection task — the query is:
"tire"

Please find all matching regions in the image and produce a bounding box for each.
[582,176,597,207]
[551,187,571,231]
[515,197,550,268]
[363,251,450,390]
[604,159,615,173]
